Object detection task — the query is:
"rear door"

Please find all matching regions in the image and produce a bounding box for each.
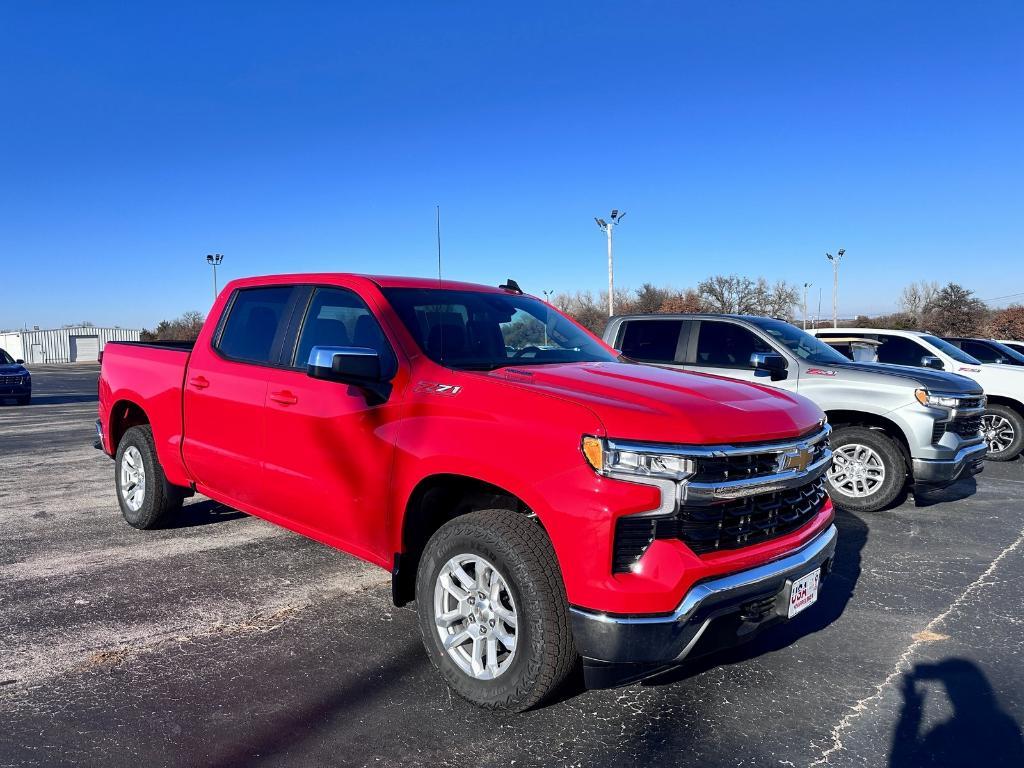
[260,285,402,561]
[182,284,300,509]
[616,318,689,365]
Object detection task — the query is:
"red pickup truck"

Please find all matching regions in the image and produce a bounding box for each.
[97,273,836,710]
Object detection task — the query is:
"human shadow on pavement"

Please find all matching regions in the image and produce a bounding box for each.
[163,498,247,528]
[890,658,1024,767]
[643,507,869,687]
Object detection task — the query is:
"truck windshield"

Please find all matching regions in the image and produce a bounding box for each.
[921,335,982,365]
[382,288,617,370]
[0,349,14,365]
[747,318,850,366]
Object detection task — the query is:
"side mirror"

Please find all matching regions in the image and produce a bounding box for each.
[921,356,944,370]
[750,352,788,381]
[306,345,393,404]
[15,359,24,364]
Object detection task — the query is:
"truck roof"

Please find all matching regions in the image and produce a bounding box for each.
[812,327,930,337]
[226,273,514,295]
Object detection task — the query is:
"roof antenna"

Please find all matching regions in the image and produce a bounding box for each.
[436,204,445,363]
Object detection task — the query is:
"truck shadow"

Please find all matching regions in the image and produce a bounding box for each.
[911,476,978,508]
[641,507,869,688]
[889,658,1024,767]
[4,393,99,405]
[165,498,248,528]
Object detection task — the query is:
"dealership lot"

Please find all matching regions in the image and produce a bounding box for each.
[2,366,1022,767]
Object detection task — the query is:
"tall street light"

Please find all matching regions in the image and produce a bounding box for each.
[206,253,224,301]
[595,210,626,316]
[803,282,813,330]
[826,248,846,328]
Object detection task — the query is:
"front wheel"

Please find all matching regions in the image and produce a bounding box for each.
[826,427,906,513]
[981,404,1024,461]
[415,509,577,712]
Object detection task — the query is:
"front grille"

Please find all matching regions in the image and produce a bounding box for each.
[0,375,23,385]
[933,416,983,443]
[611,427,831,573]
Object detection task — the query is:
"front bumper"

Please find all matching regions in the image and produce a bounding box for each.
[0,382,30,398]
[570,523,838,688]
[912,441,987,486]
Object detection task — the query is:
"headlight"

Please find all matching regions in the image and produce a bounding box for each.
[581,436,694,480]
[914,389,980,409]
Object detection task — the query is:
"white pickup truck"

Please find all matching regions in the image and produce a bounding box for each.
[813,328,1024,462]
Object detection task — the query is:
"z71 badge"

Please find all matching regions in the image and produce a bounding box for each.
[415,381,463,396]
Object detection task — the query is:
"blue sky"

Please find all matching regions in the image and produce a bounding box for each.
[2,2,1022,330]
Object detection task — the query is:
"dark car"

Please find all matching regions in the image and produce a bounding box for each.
[941,337,1024,367]
[0,347,31,405]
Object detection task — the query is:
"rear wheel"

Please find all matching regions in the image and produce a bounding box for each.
[114,425,185,528]
[826,427,905,512]
[415,509,577,711]
[981,404,1024,462]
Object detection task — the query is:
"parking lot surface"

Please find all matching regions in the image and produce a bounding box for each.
[2,366,1023,767]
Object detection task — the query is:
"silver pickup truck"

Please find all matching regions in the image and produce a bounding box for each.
[603,314,988,513]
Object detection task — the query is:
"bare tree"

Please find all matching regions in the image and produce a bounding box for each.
[697,274,799,319]
[920,283,989,336]
[898,281,940,321]
[140,311,206,342]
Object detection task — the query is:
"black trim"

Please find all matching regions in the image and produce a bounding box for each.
[106,340,194,352]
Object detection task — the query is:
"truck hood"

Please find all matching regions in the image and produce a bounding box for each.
[486,361,824,444]
[829,361,983,394]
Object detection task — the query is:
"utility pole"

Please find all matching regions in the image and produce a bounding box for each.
[594,210,626,316]
[826,248,846,328]
[802,282,812,330]
[206,253,224,301]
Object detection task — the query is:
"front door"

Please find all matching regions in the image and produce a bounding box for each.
[182,284,298,509]
[261,285,403,562]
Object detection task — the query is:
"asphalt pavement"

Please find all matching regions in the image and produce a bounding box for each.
[1,365,1022,767]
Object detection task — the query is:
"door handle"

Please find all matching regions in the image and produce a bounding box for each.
[269,390,298,406]
[188,376,210,390]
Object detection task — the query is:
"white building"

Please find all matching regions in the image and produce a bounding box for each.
[0,326,141,364]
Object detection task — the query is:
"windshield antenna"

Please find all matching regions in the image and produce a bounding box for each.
[436,204,444,362]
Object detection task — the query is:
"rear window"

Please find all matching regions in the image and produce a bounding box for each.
[217,286,293,364]
[619,320,683,363]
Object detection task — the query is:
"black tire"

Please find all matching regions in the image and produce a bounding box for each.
[114,425,184,529]
[826,426,906,513]
[415,509,577,712]
[982,404,1024,462]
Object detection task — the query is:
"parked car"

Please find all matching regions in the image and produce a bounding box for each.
[942,337,1024,367]
[97,274,838,710]
[0,347,31,405]
[603,314,987,513]
[813,328,1024,462]
[997,340,1024,356]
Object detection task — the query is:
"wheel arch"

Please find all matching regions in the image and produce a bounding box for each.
[392,473,535,607]
[108,398,151,453]
[985,394,1024,415]
[825,409,912,471]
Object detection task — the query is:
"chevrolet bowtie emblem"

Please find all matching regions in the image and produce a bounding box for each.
[779,447,813,472]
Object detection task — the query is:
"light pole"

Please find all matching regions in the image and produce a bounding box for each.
[826,248,846,328]
[594,210,626,316]
[816,287,822,329]
[541,290,555,345]
[802,282,812,330]
[206,253,224,301]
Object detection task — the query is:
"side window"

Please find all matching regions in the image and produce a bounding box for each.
[695,321,771,368]
[294,287,393,368]
[217,286,294,364]
[618,320,683,363]
[961,340,999,363]
[875,335,930,366]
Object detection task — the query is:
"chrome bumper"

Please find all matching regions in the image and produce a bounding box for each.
[571,524,838,688]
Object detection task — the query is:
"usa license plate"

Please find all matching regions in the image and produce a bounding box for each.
[787,568,821,618]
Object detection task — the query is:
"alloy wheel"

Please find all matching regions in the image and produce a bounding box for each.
[828,443,886,498]
[982,414,1015,454]
[120,446,147,512]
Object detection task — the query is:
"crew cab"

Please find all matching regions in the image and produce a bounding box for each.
[97,274,837,710]
[603,315,987,513]
[813,328,1024,462]
[941,337,1024,367]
